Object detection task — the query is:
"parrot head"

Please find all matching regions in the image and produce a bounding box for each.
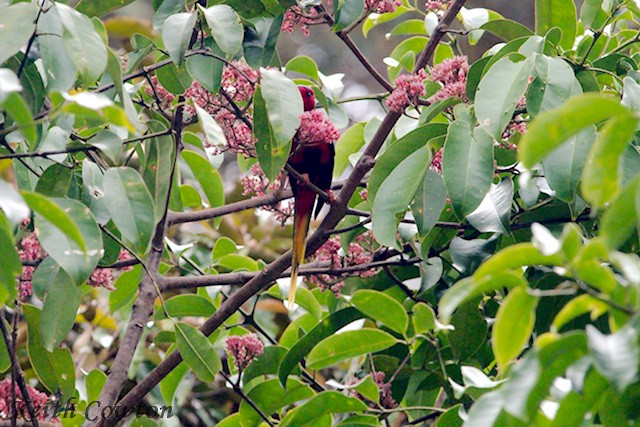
[298,86,316,112]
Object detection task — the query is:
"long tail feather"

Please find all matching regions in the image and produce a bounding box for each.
[289,191,314,308]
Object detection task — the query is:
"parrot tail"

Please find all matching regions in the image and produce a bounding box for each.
[289,190,315,308]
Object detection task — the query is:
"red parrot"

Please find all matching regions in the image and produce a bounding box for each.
[287,86,336,307]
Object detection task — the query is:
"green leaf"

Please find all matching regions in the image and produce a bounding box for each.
[475,54,533,139]
[442,123,494,219]
[368,123,447,203]
[581,113,638,207]
[260,68,303,146]
[601,177,640,249]
[109,265,143,313]
[465,177,513,235]
[362,6,409,37]
[160,359,188,407]
[480,19,534,42]
[182,150,224,226]
[85,369,107,403]
[334,122,365,178]
[103,167,155,254]
[280,391,368,427]
[2,93,37,147]
[519,94,630,169]
[372,145,431,249]
[186,40,224,92]
[543,126,596,203]
[239,378,315,426]
[412,302,436,335]
[199,4,244,58]
[333,0,365,31]
[285,55,320,81]
[39,266,82,351]
[56,3,108,82]
[0,213,19,303]
[162,12,197,65]
[411,169,447,237]
[23,305,76,401]
[306,329,397,370]
[253,85,280,181]
[278,307,364,386]
[474,243,563,278]
[155,294,215,320]
[535,0,577,50]
[243,16,282,69]
[194,105,226,153]
[587,324,639,391]
[175,322,221,382]
[552,294,609,331]
[527,55,582,117]
[35,164,73,198]
[351,290,408,334]
[337,415,381,426]
[0,2,37,66]
[38,7,77,93]
[493,286,538,371]
[439,272,526,324]
[0,179,29,227]
[156,61,192,94]
[243,346,288,385]
[76,0,137,16]
[32,197,102,285]
[90,129,123,164]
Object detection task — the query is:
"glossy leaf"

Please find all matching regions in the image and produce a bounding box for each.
[480,19,534,41]
[587,324,639,391]
[239,378,314,426]
[162,12,196,65]
[466,177,513,235]
[175,322,222,382]
[186,40,224,93]
[280,391,367,427]
[535,0,577,50]
[39,266,82,351]
[474,243,563,279]
[0,179,30,227]
[411,169,447,237]
[493,286,538,370]
[0,213,20,303]
[334,122,365,178]
[182,150,224,225]
[519,94,630,168]
[75,0,137,16]
[306,329,397,369]
[199,5,244,57]
[260,68,303,147]
[0,3,37,67]
[351,289,408,334]
[527,54,582,117]
[103,167,155,254]
[442,122,494,219]
[155,294,215,320]
[600,177,640,249]
[475,54,533,139]
[581,113,638,207]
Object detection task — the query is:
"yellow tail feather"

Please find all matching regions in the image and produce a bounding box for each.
[288,210,311,308]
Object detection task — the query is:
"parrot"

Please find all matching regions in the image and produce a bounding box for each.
[287,86,335,307]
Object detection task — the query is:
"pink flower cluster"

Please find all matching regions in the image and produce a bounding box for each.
[366,0,402,13]
[0,378,59,422]
[430,148,443,173]
[17,233,46,300]
[428,55,469,103]
[426,0,452,13]
[347,371,397,409]
[146,61,259,158]
[386,70,428,113]
[295,110,341,145]
[87,268,115,291]
[307,231,377,297]
[225,333,264,370]
[281,6,319,37]
[240,163,294,224]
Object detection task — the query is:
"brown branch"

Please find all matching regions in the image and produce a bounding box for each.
[108,2,467,423]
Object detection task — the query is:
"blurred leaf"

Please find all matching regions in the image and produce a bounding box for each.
[253,85,281,181]
[552,294,609,331]
[175,322,221,382]
[156,61,192,94]
[260,67,303,149]
[0,2,37,66]
[519,94,630,169]
[582,113,637,207]
[244,16,282,69]
[362,6,409,37]
[543,126,596,203]
[182,150,224,226]
[280,391,367,427]
[38,7,78,93]
[239,378,314,426]
[199,4,244,58]
[442,123,494,219]
[372,145,431,249]
[480,19,533,41]
[439,272,526,324]
[449,300,487,361]
[186,40,224,92]
[600,177,640,249]
[76,0,137,16]
[412,302,436,335]
[411,169,447,236]
[306,329,397,369]
[56,3,108,82]
[103,167,155,254]
[110,265,143,313]
[0,213,19,303]
[286,55,320,81]
[278,307,364,386]
[81,160,110,224]
[86,370,107,403]
[333,0,365,31]
[2,93,37,147]
[90,129,123,164]
[466,177,513,234]
[160,359,188,407]
[243,346,288,385]
[535,0,577,50]
[587,324,639,391]
[493,286,538,370]
[155,294,215,320]
[0,179,29,227]
[334,122,365,178]
[162,12,196,65]
[39,266,82,351]
[23,305,76,401]
[474,243,563,278]
[475,54,533,139]
[35,164,72,198]
[527,55,582,117]
[351,289,408,334]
